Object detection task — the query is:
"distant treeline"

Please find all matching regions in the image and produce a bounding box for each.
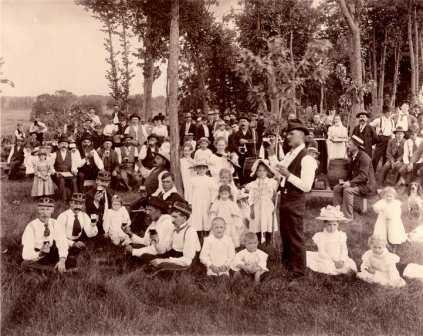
[1,97,35,111]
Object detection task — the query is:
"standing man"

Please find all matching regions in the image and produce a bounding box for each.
[180,112,196,145]
[7,138,25,180]
[370,107,395,170]
[352,111,377,158]
[379,126,405,185]
[275,120,317,282]
[77,133,104,190]
[333,135,376,220]
[195,116,211,142]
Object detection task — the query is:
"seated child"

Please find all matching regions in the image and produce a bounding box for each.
[103,195,132,246]
[357,235,406,287]
[306,205,357,275]
[231,232,268,283]
[200,217,235,276]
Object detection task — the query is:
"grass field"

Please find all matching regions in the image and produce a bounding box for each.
[1,179,423,335]
[0,108,32,136]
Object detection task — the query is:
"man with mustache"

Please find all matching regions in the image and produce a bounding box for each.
[352,111,377,159]
[76,133,104,191]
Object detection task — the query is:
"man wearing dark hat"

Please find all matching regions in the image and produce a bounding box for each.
[275,119,318,282]
[194,116,212,143]
[352,111,377,158]
[379,126,406,185]
[77,133,104,191]
[333,135,376,220]
[125,114,149,149]
[369,107,395,170]
[125,196,174,263]
[138,133,161,179]
[97,136,120,177]
[85,170,113,235]
[75,118,94,151]
[115,134,139,191]
[52,135,78,201]
[144,148,170,195]
[180,112,196,145]
[150,201,201,270]
[7,137,25,180]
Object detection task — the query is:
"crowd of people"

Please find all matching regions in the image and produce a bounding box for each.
[5,102,423,286]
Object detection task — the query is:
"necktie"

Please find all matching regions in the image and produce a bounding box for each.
[43,223,50,237]
[72,213,82,237]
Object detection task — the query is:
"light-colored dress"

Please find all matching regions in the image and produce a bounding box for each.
[306,230,357,275]
[103,207,131,245]
[189,175,216,231]
[373,199,407,245]
[327,124,348,160]
[245,177,277,233]
[152,125,168,138]
[194,148,213,163]
[31,160,55,197]
[208,153,234,182]
[180,157,196,203]
[210,199,243,247]
[200,234,235,276]
[230,248,268,272]
[357,249,406,287]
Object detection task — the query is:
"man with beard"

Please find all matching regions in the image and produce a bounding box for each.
[76,133,104,191]
[138,134,161,180]
[124,114,150,149]
[352,111,377,158]
[333,135,376,221]
[115,134,139,191]
[85,170,113,235]
[97,137,120,180]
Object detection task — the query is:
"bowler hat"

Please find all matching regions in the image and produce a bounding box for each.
[239,114,250,122]
[71,193,85,203]
[393,126,406,134]
[80,132,92,142]
[58,135,69,143]
[356,111,370,118]
[171,201,192,217]
[146,196,169,213]
[103,136,113,143]
[38,197,55,208]
[130,114,141,120]
[286,119,309,135]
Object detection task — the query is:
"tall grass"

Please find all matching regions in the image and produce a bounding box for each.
[1,180,423,335]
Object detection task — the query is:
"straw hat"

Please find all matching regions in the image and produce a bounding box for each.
[316,205,349,221]
[249,158,277,177]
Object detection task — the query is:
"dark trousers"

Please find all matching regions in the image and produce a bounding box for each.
[279,193,306,277]
[77,166,99,191]
[52,174,78,201]
[372,136,390,170]
[8,160,25,180]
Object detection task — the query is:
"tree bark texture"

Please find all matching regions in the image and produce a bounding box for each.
[143,15,154,121]
[409,12,417,104]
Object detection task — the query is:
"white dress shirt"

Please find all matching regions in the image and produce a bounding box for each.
[403,137,423,164]
[370,115,395,136]
[131,214,174,257]
[166,222,201,267]
[103,123,118,136]
[55,209,98,249]
[200,234,235,275]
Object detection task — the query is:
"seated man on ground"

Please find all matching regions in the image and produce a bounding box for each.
[21,198,69,272]
[333,135,376,220]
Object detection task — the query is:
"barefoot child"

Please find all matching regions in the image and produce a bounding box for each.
[103,195,132,246]
[306,205,357,275]
[357,235,406,287]
[231,232,268,283]
[31,148,55,198]
[200,217,235,276]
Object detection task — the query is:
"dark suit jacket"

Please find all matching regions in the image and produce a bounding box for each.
[180,122,196,143]
[231,128,257,157]
[349,150,376,195]
[85,186,113,233]
[157,191,185,207]
[352,124,377,158]
[386,138,405,162]
[195,124,212,141]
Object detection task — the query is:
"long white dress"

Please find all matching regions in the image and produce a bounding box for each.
[327,125,348,160]
[194,148,213,163]
[180,157,195,203]
[208,153,234,182]
[306,230,357,275]
[210,199,243,247]
[373,199,407,245]
[189,175,216,231]
[245,177,277,233]
[357,249,406,287]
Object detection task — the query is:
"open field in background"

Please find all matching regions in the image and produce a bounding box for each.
[1,179,423,335]
[0,109,32,136]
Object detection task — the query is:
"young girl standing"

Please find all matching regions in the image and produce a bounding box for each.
[180,142,195,203]
[373,187,407,249]
[357,235,406,287]
[209,185,242,247]
[188,160,216,242]
[200,217,235,276]
[306,205,357,275]
[194,137,213,163]
[31,148,55,198]
[245,159,278,245]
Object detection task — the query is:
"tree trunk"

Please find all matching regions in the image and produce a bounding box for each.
[337,0,364,130]
[414,8,419,93]
[289,31,296,115]
[378,31,387,113]
[371,29,378,115]
[390,39,402,109]
[143,15,154,121]
[409,11,417,105]
[168,0,182,192]
[320,84,324,114]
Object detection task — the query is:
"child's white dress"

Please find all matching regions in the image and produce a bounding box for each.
[31,160,55,197]
[194,148,213,163]
[245,177,277,233]
[357,249,406,287]
[208,153,234,182]
[373,199,407,244]
[189,175,216,231]
[231,248,268,273]
[180,157,195,203]
[210,199,243,247]
[103,207,131,245]
[200,234,235,276]
[306,230,357,275]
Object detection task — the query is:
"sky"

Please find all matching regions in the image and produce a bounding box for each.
[1,0,241,97]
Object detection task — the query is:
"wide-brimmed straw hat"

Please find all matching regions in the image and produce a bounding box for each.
[249,158,277,177]
[316,205,349,221]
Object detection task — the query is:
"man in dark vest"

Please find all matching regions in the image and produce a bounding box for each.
[138,134,161,180]
[53,135,78,201]
[7,138,25,180]
[77,133,104,191]
[97,136,120,187]
[352,111,377,159]
[144,148,170,195]
[115,134,139,191]
[333,135,376,220]
[275,119,317,283]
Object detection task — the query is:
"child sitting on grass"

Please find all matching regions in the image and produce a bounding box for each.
[357,235,406,287]
[103,195,132,246]
[200,217,235,276]
[231,232,268,283]
[306,205,357,275]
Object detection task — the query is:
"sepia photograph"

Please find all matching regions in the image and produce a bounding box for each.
[1,0,423,335]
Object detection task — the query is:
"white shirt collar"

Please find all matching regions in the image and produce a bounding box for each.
[163,187,178,200]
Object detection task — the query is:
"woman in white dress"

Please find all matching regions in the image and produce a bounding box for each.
[208,137,237,183]
[327,115,348,160]
[306,205,357,275]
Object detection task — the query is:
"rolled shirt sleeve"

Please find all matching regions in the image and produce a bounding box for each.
[286,155,317,192]
[167,228,200,267]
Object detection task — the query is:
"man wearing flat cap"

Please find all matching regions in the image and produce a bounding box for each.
[333,135,376,220]
[352,111,377,158]
[275,119,318,282]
